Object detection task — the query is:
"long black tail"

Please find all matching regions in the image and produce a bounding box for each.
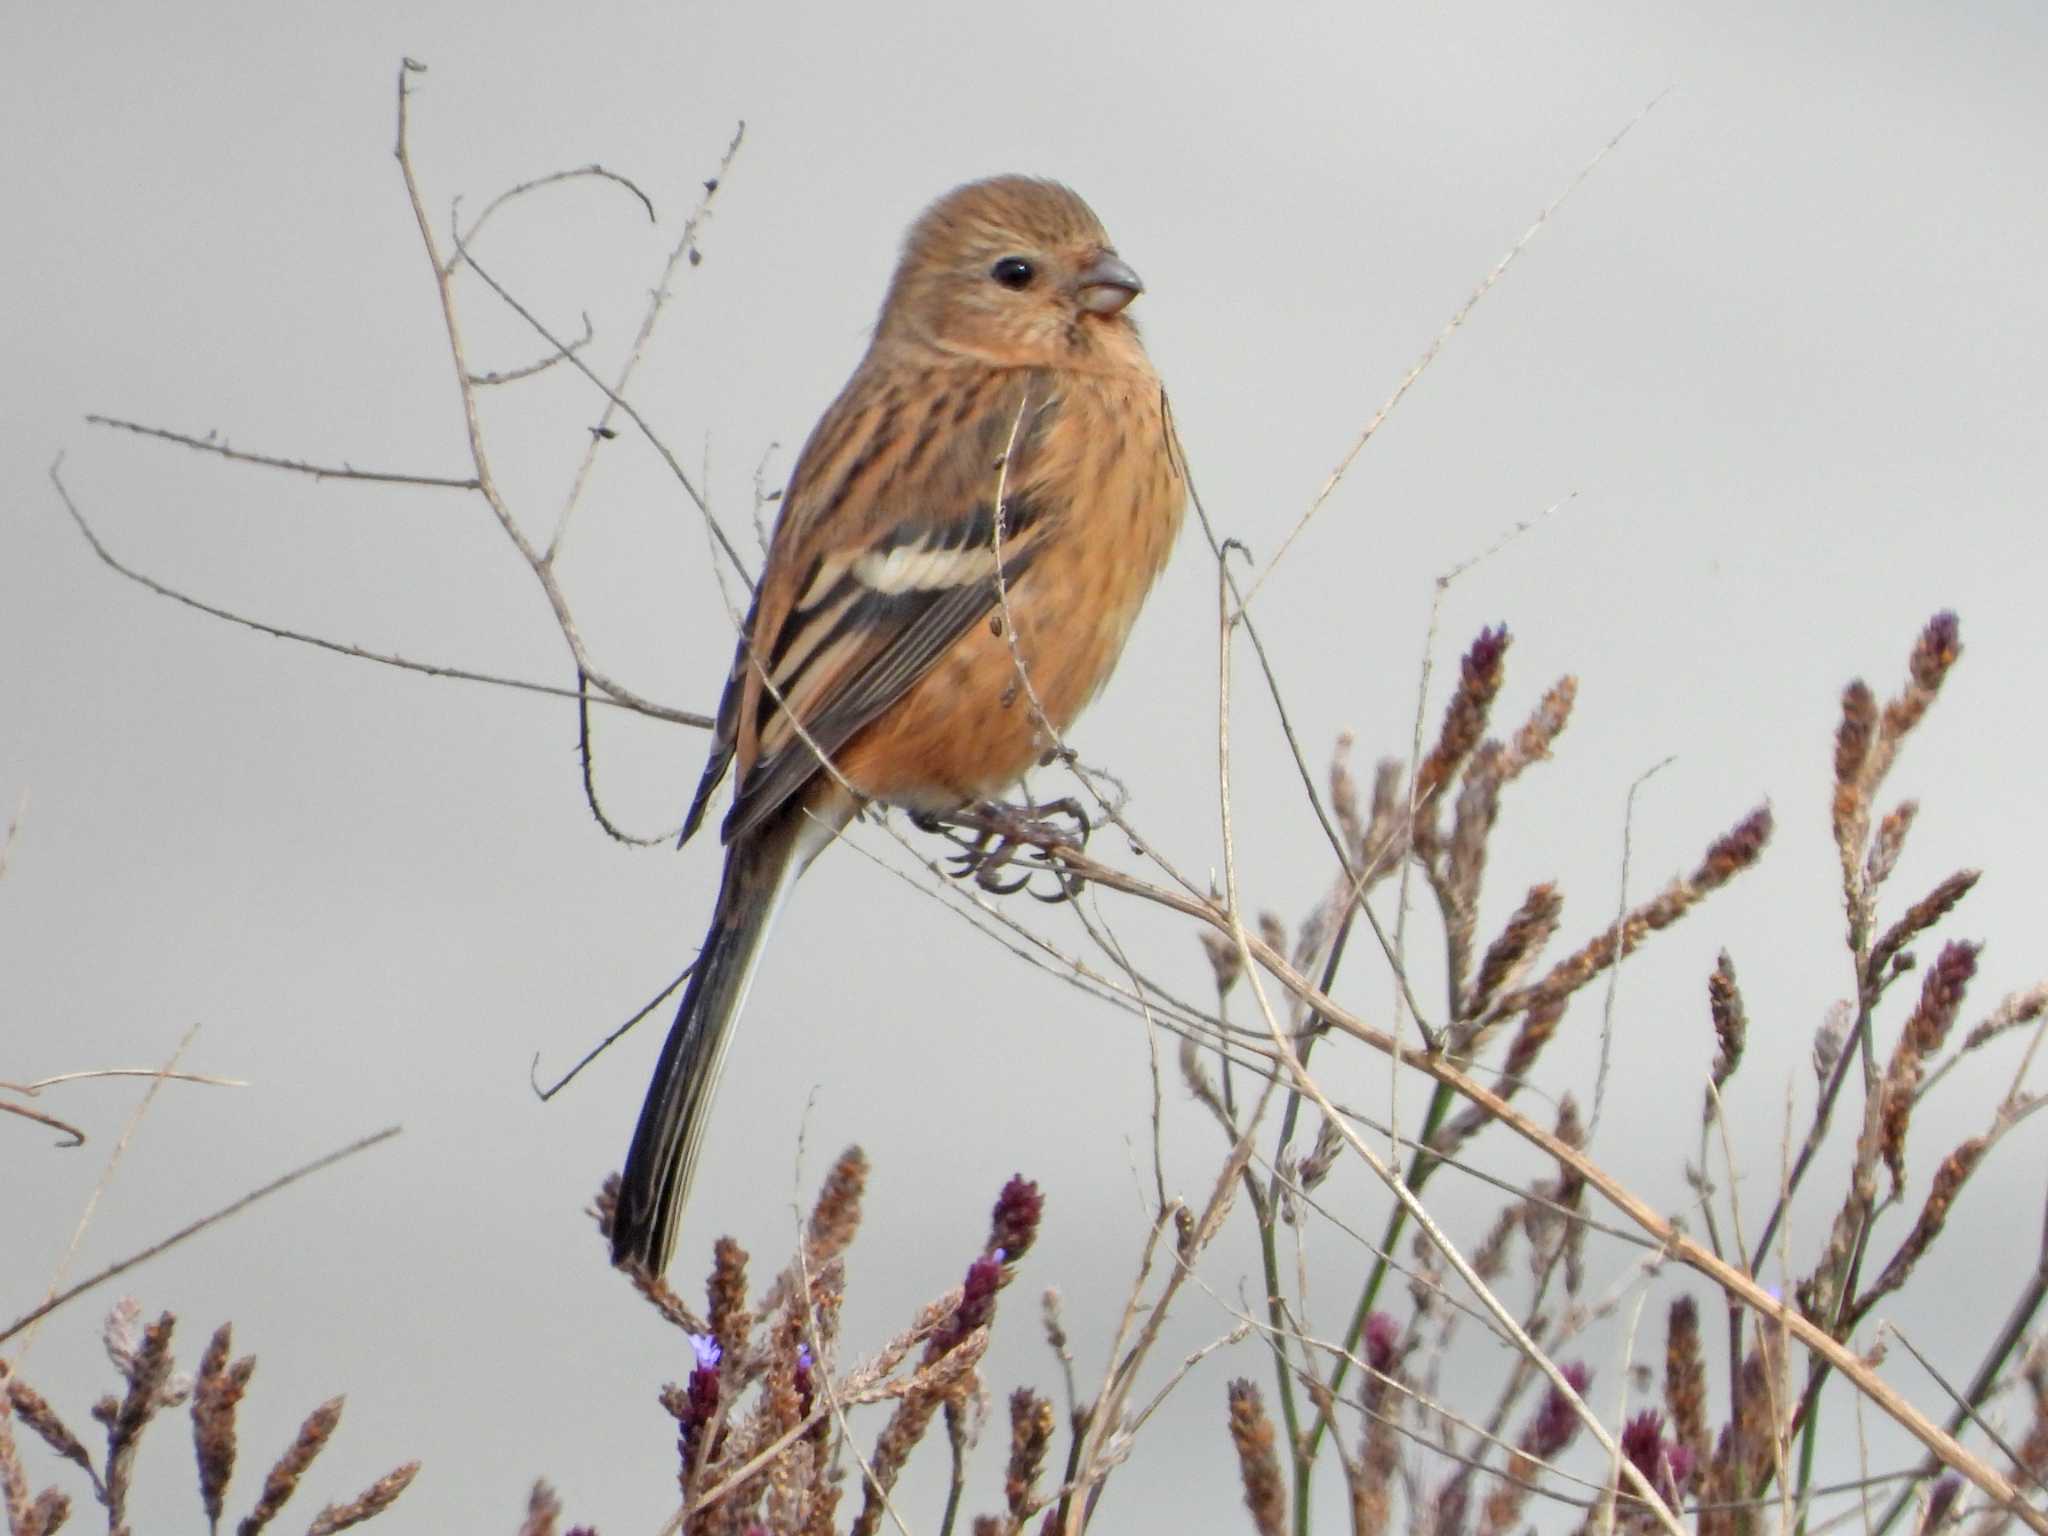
[611,814,804,1274]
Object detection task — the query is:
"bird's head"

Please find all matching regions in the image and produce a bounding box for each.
[874,176,1151,373]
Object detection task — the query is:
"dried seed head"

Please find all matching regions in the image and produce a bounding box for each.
[1879,611,1962,746]
[1299,1115,1346,1191]
[1417,626,1511,804]
[241,1396,345,1536]
[1462,883,1562,1027]
[1865,800,1919,889]
[1665,1296,1709,1468]
[1500,675,1577,782]
[1225,1379,1287,1536]
[303,1462,420,1536]
[1903,941,1980,1058]
[1910,611,1962,693]
[25,1489,72,1536]
[1355,1378,1402,1536]
[1964,982,2048,1052]
[1369,759,1403,833]
[1870,941,1980,1191]
[1472,1205,1521,1284]
[1198,928,1243,997]
[1431,1470,1472,1536]
[191,1322,255,1526]
[1834,680,1877,793]
[7,1375,94,1481]
[708,1237,752,1361]
[1814,1002,1850,1084]
[806,1147,867,1265]
[1870,871,1981,981]
[517,1481,562,1536]
[1863,1136,1988,1310]
[1331,731,1362,850]
[1004,1387,1055,1517]
[1692,806,1773,889]
[1257,911,1288,960]
[1706,951,1747,1098]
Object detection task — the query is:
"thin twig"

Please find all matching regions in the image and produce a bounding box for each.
[1241,96,1662,606]
[0,1126,403,1344]
[392,59,716,728]
[4,1068,248,1093]
[0,1099,85,1146]
[50,459,700,722]
[84,414,479,488]
[1587,755,1674,1141]
[531,963,693,1100]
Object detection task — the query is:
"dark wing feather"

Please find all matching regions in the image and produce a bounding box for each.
[679,587,757,846]
[703,365,1057,844]
[721,528,1045,843]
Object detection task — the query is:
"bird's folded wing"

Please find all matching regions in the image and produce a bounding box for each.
[723,494,1050,843]
[697,372,1060,846]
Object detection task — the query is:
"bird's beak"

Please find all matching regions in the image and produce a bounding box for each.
[1076,252,1143,316]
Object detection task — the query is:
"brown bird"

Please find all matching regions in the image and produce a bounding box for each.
[612,176,1186,1274]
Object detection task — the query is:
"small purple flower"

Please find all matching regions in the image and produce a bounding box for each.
[1926,1475,1961,1529]
[676,1360,721,1461]
[688,1332,722,1370]
[1620,1409,1691,1503]
[1527,1363,1591,1460]
[1667,1443,1696,1489]
[934,1251,1006,1355]
[1431,1472,1470,1536]
[1363,1312,1399,1375]
[794,1341,816,1414]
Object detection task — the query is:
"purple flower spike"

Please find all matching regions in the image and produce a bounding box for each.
[1363,1312,1399,1375]
[990,1175,1044,1261]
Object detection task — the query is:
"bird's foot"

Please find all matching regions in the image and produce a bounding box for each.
[912,797,1090,902]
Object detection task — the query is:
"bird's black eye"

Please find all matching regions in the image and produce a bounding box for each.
[990,256,1036,290]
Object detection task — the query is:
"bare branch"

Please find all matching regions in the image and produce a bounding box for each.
[84,414,478,489]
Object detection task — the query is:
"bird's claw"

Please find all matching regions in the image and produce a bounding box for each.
[917,798,1091,903]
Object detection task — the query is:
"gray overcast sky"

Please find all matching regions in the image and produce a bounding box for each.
[6,2,2047,1529]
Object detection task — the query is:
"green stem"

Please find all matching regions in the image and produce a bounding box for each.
[1306,1077,1460,1464]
